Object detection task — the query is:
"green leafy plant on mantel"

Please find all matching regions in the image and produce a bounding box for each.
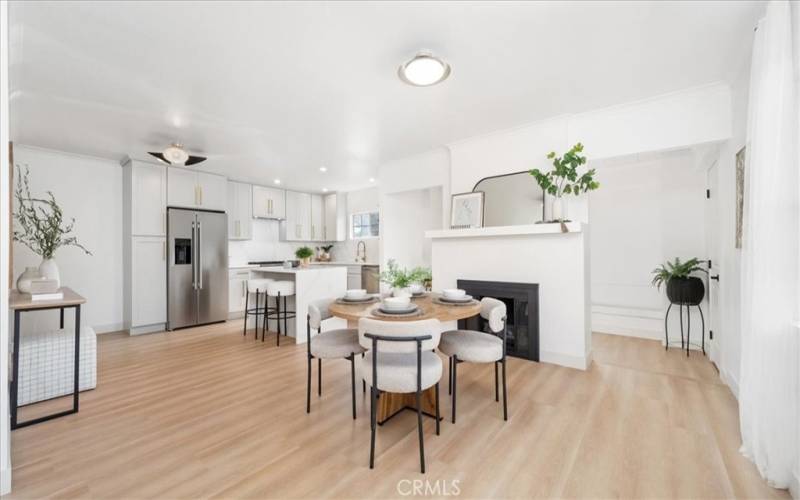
[530,143,599,222]
[13,165,92,259]
[651,257,707,290]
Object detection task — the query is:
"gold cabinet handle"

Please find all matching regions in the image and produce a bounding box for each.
[162,241,166,261]
[199,186,203,205]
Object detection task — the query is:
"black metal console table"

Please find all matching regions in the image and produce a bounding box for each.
[9,287,85,429]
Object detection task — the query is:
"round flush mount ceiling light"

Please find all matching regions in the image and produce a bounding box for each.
[163,143,189,165]
[398,51,451,87]
[273,179,281,185]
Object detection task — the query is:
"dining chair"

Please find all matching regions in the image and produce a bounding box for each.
[439,297,508,423]
[306,298,365,419]
[359,318,442,474]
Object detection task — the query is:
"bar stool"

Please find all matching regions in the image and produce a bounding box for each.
[243,278,274,339]
[264,281,296,345]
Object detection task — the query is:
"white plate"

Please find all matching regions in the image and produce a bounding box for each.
[377,305,418,315]
[439,294,473,303]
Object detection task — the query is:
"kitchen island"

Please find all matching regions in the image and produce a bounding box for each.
[249,265,348,343]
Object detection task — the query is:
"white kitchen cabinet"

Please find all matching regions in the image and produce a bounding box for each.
[347,265,362,289]
[131,236,167,329]
[310,194,324,241]
[228,268,250,317]
[167,167,227,211]
[323,193,347,242]
[252,185,286,219]
[227,181,252,240]
[129,160,167,237]
[283,190,311,241]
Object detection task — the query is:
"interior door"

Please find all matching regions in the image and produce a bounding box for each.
[706,160,720,358]
[196,211,229,325]
[167,208,198,329]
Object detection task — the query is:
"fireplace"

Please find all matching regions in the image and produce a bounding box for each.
[456,280,540,361]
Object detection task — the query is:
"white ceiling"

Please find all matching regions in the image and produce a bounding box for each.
[9,1,762,192]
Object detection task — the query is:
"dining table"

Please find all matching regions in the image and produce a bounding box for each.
[328,293,482,424]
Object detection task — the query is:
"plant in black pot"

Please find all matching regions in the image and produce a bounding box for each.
[651,257,707,305]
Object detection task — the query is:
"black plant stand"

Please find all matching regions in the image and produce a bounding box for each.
[664,302,705,357]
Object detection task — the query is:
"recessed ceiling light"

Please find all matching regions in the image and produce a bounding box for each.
[319,166,327,172]
[322,188,329,192]
[369,177,375,183]
[273,179,281,185]
[398,51,451,87]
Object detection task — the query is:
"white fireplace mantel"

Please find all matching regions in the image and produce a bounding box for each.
[427,222,591,370]
[425,222,583,240]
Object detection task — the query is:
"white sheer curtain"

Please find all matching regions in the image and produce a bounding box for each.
[739,0,800,490]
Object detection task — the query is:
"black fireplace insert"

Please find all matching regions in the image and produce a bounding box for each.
[456,279,540,362]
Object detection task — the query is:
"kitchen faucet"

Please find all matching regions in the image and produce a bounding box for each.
[356,240,366,262]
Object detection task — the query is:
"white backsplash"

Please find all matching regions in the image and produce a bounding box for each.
[229,219,379,265]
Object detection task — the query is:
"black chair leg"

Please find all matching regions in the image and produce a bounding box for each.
[276,294,281,346]
[502,358,508,421]
[283,295,289,335]
[306,355,312,413]
[350,354,356,420]
[435,382,440,436]
[318,358,322,396]
[369,385,376,469]
[362,353,366,393]
[243,291,249,336]
[448,356,452,395]
[451,356,457,424]
[416,387,425,474]
[494,361,499,402]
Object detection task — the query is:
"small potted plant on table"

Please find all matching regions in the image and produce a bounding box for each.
[295,246,314,268]
[651,257,707,305]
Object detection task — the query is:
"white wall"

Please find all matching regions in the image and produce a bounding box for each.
[12,145,123,334]
[1,0,12,493]
[589,150,708,339]
[381,187,442,270]
[331,187,379,263]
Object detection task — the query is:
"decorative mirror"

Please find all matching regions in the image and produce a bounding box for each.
[472,171,545,227]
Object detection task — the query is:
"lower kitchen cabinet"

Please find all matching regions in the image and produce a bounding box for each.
[130,236,167,332]
[228,268,251,318]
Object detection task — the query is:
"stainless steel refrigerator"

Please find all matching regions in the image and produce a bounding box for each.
[167,208,229,330]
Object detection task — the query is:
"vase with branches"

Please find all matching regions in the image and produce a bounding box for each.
[529,142,599,222]
[13,165,92,287]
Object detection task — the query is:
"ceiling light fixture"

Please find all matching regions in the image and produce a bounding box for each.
[163,143,190,164]
[319,166,327,172]
[398,51,451,87]
[274,179,281,185]
[322,188,329,192]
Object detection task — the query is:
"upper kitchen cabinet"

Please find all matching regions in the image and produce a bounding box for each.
[310,194,324,241]
[283,190,311,241]
[123,159,167,237]
[227,181,252,240]
[252,185,286,219]
[324,193,347,242]
[167,166,227,211]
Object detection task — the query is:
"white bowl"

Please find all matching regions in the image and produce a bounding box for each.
[345,289,367,300]
[383,296,411,310]
[442,288,466,299]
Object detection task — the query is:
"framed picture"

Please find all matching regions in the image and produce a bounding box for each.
[450,191,485,229]
[735,146,746,249]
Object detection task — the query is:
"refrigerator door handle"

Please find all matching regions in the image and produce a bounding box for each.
[197,221,203,289]
[191,221,197,289]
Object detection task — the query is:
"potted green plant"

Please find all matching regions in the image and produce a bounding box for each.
[13,165,92,287]
[651,257,707,305]
[409,266,432,294]
[529,142,599,222]
[295,246,314,268]
[317,244,334,262]
[380,259,415,296]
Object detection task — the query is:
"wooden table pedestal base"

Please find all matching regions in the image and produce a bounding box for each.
[376,386,440,425]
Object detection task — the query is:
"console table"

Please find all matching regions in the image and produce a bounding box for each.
[9,287,85,429]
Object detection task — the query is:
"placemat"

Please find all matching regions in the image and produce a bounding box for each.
[432,296,480,307]
[335,296,379,305]
[370,306,425,319]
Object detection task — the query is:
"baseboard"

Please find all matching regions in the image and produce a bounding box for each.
[128,323,166,336]
[540,350,592,371]
[94,322,125,335]
[591,305,662,340]
[719,368,739,400]
[0,465,10,496]
[790,469,799,500]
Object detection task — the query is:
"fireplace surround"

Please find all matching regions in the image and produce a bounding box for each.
[456,279,540,361]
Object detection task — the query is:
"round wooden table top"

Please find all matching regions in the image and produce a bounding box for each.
[329,293,482,323]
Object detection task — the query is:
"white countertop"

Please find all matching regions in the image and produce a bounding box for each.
[229,264,260,270]
[312,261,379,266]
[251,265,347,274]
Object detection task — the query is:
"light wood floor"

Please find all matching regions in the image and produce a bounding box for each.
[8,322,789,499]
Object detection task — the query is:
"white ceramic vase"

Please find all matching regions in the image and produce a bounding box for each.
[38,258,60,287]
[16,266,41,293]
[392,287,412,298]
[550,197,567,222]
